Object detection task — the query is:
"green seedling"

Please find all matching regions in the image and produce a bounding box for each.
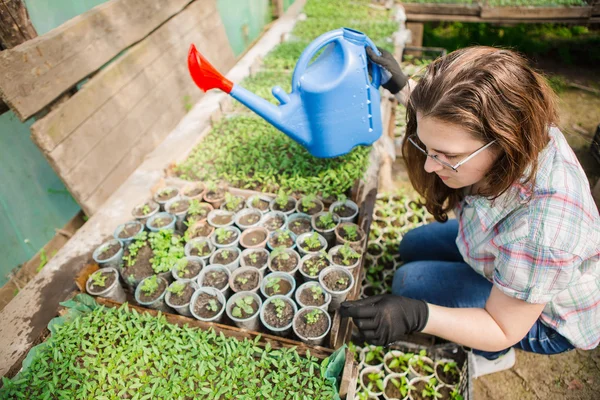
[141,275,159,295]
[305,309,321,325]
[168,281,186,296]
[206,299,219,312]
[271,247,290,260]
[231,296,255,318]
[317,213,336,230]
[266,278,281,294]
[306,255,327,277]
[342,225,359,241]
[275,190,289,208]
[142,204,151,215]
[252,196,261,207]
[276,230,291,244]
[271,298,286,319]
[366,371,385,393]
[387,353,412,372]
[443,361,460,376]
[220,250,230,259]
[91,272,107,288]
[310,285,323,300]
[389,375,414,398]
[303,232,322,250]
[159,188,174,196]
[301,194,317,211]
[224,193,242,211]
[337,194,347,203]
[187,199,208,217]
[236,276,249,285]
[422,378,442,399]
[148,230,185,274]
[193,241,211,256]
[336,277,348,286]
[339,243,360,266]
[365,346,384,365]
[451,387,464,400]
[123,231,148,267]
[215,228,233,243]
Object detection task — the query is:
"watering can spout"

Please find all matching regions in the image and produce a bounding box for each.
[187,44,233,93]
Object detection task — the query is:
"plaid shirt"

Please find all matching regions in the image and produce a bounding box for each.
[455,127,600,350]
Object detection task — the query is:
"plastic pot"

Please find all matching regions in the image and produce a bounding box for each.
[295,232,328,257]
[210,226,241,249]
[209,246,241,272]
[330,199,359,223]
[245,194,273,214]
[259,294,298,337]
[292,306,331,346]
[260,211,288,232]
[269,196,297,216]
[239,226,269,249]
[286,212,314,236]
[86,267,126,302]
[171,256,205,282]
[113,220,144,246]
[360,345,385,370]
[267,248,301,278]
[181,182,206,201]
[146,212,176,232]
[92,239,124,270]
[335,222,367,254]
[240,248,270,276]
[234,208,263,231]
[202,185,228,209]
[382,373,411,400]
[384,350,410,376]
[165,281,199,317]
[328,245,361,270]
[131,199,160,225]
[207,209,235,228]
[189,286,226,323]
[229,266,262,294]
[260,271,296,299]
[184,219,215,241]
[197,264,231,298]
[311,212,340,247]
[184,237,215,263]
[319,266,354,311]
[295,281,331,311]
[295,196,325,215]
[134,276,171,313]
[225,291,262,330]
[298,253,330,283]
[153,186,180,211]
[359,366,385,398]
[433,359,462,386]
[408,355,435,380]
[165,196,191,232]
[266,229,297,251]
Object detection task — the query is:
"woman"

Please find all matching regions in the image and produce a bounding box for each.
[341,46,600,378]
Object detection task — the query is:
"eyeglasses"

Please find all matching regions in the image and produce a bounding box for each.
[407,134,496,173]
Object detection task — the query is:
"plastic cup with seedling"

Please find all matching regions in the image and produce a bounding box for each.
[304,232,322,250]
[224,193,242,211]
[342,225,358,241]
[206,299,219,313]
[141,275,159,295]
[366,371,384,394]
[231,296,254,318]
[389,375,413,399]
[301,194,317,212]
[249,253,258,264]
[365,346,384,365]
[168,281,186,297]
[388,353,412,373]
[216,228,233,243]
[275,190,289,209]
[318,213,336,230]
[194,242,210,256]
[310,285,323,300]
[339,243,360,266]
[142,204,152,215]
[305,309,321,325]
[266,277,281,294]
[236,276,249,286]
[91,272,107,288]
[272,247,290,261]
[307,254,327,276]
[271,298,286,319]
[175,259,190,276]
[422,378,442,399]
[277,231,291,244]
[443,361,460,377]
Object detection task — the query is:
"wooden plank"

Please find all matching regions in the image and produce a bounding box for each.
[0,0,36,49]
[480,5,592,19]
[0,0,194,121]
[30,0,214,154]
[401,3,480,16]
[406,12,591,23]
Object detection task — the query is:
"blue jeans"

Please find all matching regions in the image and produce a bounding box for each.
[392,220,575,360]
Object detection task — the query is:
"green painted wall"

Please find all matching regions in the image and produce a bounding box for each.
[216,0,273,56]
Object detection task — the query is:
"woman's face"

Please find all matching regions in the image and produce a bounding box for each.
[416,114,499,190]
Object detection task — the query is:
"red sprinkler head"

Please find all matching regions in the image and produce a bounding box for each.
[187,44,233,94]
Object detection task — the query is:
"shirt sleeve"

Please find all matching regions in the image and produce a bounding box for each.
[493,240,581,304]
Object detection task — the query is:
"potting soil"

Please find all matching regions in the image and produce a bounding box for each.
[264,216,285,230]
[332,253,356,267]
[299,287,326,307]
[118,224,141,239]
[178,260,202,279]
[231,299,259,319]
[183,186,204,197]
[168,199,190,213]
[193,293,222,319]
[97,242,121,261]
[384,380,404,399]
[151,217,172,228]
[265,278,292,296]
[332,205,354,218]
[212,214,232,225]
[214,249,238,264]
[289,219,312,236]
[295,309,328,338]
[412,358,435,376]
[122,244,154,282]
[243,251,268,268]
[205,189,225,201]
[89,271,116,293]
[301,255,329,276]
[436,363,460,385]
[273,199,296,213]
[239,213,261,226]
[251,198,270,211]
[410,380,429,400]
[263,300,294,328]
[156,190,177,202]
[269,234,294,248]
[190,241,211,257]
[216,231,238,246]
[133,202,157,217]
[323,271,350,292]
[300,203,323,215]
[203,271,228,290]
[169,283,195,306]
[138,278,167,303]
[242,230,267,246]
[271,255,298,272]
[233,270,259,291]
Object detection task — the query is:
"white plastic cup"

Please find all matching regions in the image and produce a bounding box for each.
[226,291,263,330]
[165,281,199,317]
[259,295,298,337]
[189,286,226,323]
[85,267,126,303]
[292,306,331,346]
[319,266,355,311]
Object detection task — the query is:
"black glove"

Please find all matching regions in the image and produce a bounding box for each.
[340,294,429,346]
[366,47,408,94]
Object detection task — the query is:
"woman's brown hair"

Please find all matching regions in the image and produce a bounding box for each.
[402,46,558,222]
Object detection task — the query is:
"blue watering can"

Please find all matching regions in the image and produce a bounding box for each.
[188,28,383,158]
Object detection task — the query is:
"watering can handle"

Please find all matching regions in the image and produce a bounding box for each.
[291,28,382,90]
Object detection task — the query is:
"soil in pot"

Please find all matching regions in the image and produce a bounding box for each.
[269,232,294,248]
[213,249,238,265]
[332,251,359,267]
[265,278,292,296]
[122,244,154,282]
[223,196,245,212]
[156,189,177,202]
[333,204,355,218]
[232,270,259,291]
[273,199,295,213]
[250,197,270,211]
[412,358,435,376]
[263,299,294,328]
[270,253,298,273]
[410,380,429,400]
[168,199,190,214]
[189,241,212,257]
[97,242,122,261]
[384,379,405,400]
[391,219,405,228]
[193,293,223,319]
[186,223,213,240]
[88,270,116,293]
[239,213,261,226]
[435,363,460,385]
[374,220,387,229]
[295,309,328,338]
[299,198,322,215]
[323,271,351,292]
[138,278,167,303]
[367,243,383,257]
[212,214,233,226]
[300,235,324,252]
[215,229,238,246]
[184,186,204,198]
[230,297,259,319]
[242,230,268,247]
[151,217,173,229]
[118,225,141,239]
[315,214,337,231]
[438,385,453,399]
[264,215,285,231]
[168,283,195,306]
[243,251,268,268]
[176,259,203,279]
[133,202,157,218]
[299,286,326,307]
[205,188,226,202]
[338,225,363,243]
[203,270,229,290]
[362,374,384,395]
[301,255,329,277]
[288,219,312,236]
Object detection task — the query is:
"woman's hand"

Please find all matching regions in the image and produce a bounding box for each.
[366,47,408,94]
[340,294,429,346]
